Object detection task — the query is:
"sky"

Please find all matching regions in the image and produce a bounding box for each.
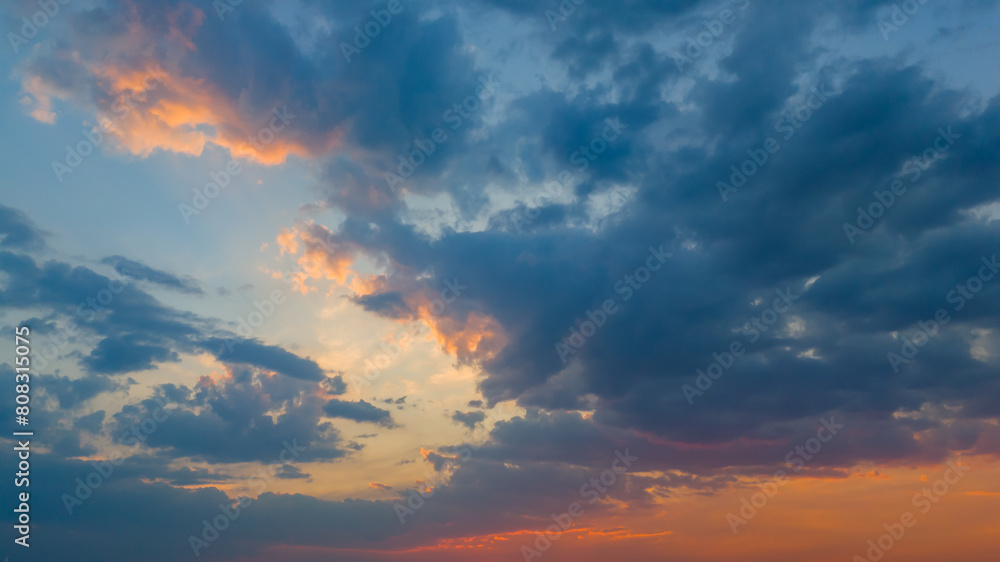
[0,0,999,560]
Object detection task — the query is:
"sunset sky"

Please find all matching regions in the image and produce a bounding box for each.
[1,0,999,560]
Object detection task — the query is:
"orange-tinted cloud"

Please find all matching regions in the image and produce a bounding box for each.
[416,307,506,361]
[275,223,361,294]
[20,2,339,165]
[272,222,509,360]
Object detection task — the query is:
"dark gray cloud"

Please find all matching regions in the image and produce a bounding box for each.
[451,410,486,430]
[37,372,124,409]
[0,203,47,251]
[73,410,106,432]
[0,236,354,466]
[295,0,1000,476]
[0,248,331,384]
[200,337,328,382]
[274,464,311,480]
[0,440,653,561]
[323,399,395,427]
[108,369,348,464]
[0,450,405,561]
[82,333,181,374]
[100,256,203,295]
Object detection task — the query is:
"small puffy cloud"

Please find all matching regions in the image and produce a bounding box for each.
[451,410,486,430]
[323,398,394,427]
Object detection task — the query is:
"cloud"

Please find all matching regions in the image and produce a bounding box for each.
[82,333,181,374]
[100,256,203,294]
[0,450,405,561]
[0,204,47,251]
[16,1,339,164]
[11,0,497,171]
[37,373,125,409]
[73,410,106,433]
[275,464,311,480]
[201,337,328,382]
[0,240,332,387]
[281,0,1000,479]
[4,1,1000,559]
[323,399,394,427]
[111,368,349,464]
[451,410,486,430]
